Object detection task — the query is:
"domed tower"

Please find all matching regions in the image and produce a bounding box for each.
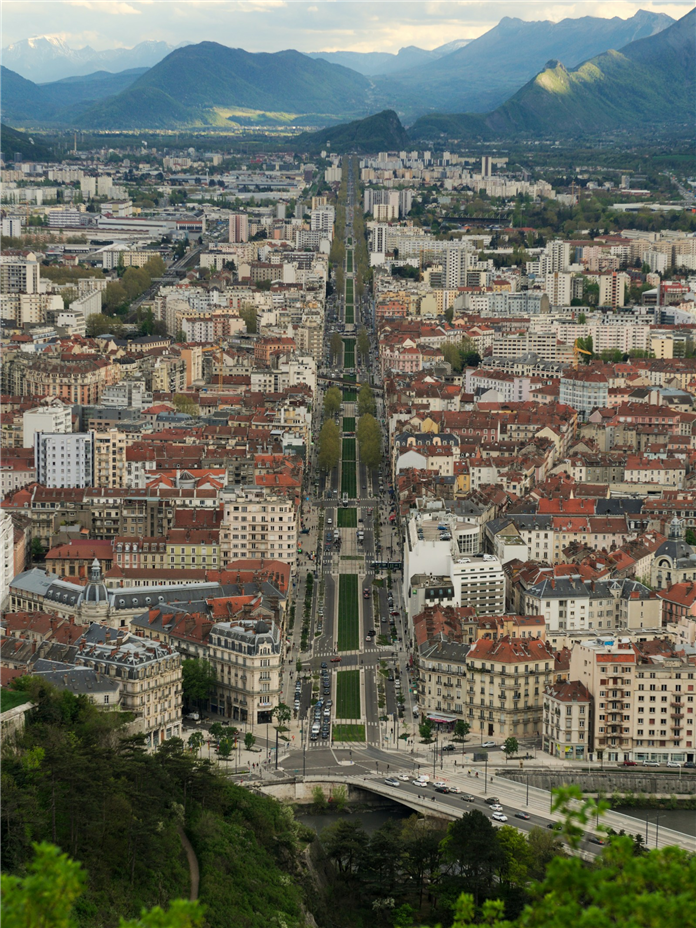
[79,558,110,624]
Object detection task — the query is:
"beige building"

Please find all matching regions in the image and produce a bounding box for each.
[419,639,469,722]
[543,679,591,760]
[465,635,559,741]
[93,429,127,488]
[220,487,297,569]
[568,638,696,764]
[208,618,282,726]
[73,627,182,748]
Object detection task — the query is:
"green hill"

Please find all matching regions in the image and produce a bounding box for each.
[0,123,56,161]
[410,7,695,141]
[294,109,409,153]
[77,42,372,128]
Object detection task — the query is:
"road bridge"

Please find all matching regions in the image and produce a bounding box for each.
[258,770,696,854]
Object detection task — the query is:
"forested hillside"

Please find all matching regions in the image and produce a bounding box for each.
[0,679,310,928]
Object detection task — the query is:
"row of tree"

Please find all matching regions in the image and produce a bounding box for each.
[318,419,341,472]
[357,412,381,470]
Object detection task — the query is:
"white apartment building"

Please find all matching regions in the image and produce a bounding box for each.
[545,271,572,306]
[559,371,609,419]
[101,381,153,411]
[0,509,14,609]
[444,244,478,289]
[310,206,335,237]
[2,217,22,237]
[523,577,661,634]
[69,289,102,322]
[402,512,504,615]
[220,487,297,569]
[23,400,73,449]
[34,432,93,488]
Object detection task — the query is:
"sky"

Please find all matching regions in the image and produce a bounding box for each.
[2,0,693,53]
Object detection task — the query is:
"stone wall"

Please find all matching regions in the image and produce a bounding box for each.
[501,770,696,797]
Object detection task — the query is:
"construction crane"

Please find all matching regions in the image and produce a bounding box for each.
[574,341,593,368]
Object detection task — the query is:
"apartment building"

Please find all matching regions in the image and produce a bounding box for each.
[34,432,93,488]
[220,487,297,569]
[419,638,469,723]
[569,638,696,763]
[23,399,73,449]
[165,529,220,571]
[0,254,40,293]
[93,430,127,488]
[73,627,182,748]
[559,371,610,420]
[208,618,281,725]
[543,680,592,760]
[523,577,661,633]
[229,213,250,243]
[465,636,558,741]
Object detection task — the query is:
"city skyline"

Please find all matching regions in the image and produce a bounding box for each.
[3,0,693,55]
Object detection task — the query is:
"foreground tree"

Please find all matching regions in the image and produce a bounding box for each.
[1,842,202,928]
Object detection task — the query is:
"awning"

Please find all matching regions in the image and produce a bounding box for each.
[427,713,458,723]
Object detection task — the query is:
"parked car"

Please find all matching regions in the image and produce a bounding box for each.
[482,741,496,748]
[435,786,450,794]
[643,760,660,767]
[666,761,682,768]
[621,760,638,766]
[442,744,456,752]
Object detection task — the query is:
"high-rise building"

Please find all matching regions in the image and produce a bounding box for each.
[228,213,249,243]
[545,271,572,307]
[23,400,73,449]
[0,254,40,294]
[34,431,93,488]
[481,156,492,178]
[599,271,627,309]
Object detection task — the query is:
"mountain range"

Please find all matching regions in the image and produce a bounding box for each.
[308,39,470,76]
[1,37,184,83]
[408,8,696,141]
[0,8,688,135]
[295,109,410,153]
[376,9,676,116]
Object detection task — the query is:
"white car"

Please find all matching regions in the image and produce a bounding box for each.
[490,803,504,812]
[666,761,681,768]
[433,781,447,789]
[384,777,400,787]
[491,812,508,822]
[448,786,461,794]
[482,741,496,748]
[397,774,410,781]
[412,779,429,787]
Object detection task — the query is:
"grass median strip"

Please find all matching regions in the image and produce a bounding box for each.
[337,508,357,528]
[336,669,361,719]
[337,573,359,651]
[342,416,355,432]
[332,723,365,743]
[341,437,357,498]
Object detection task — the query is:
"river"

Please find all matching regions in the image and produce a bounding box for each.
[615,806,696,838]
[298,803,413,835]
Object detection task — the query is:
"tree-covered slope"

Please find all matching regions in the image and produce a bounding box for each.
[0,679,310,928]
[0,123,57,161]
[77,42,372,128]
[295,109,410,153]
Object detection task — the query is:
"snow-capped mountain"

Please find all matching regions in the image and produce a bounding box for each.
[2,37,184,82]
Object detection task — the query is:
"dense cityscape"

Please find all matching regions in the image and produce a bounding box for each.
[1,2,696,927]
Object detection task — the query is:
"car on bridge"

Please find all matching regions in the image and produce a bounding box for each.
[384,777,400,787]
[491,812,508,823]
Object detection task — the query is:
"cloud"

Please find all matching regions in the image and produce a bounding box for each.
[69,0,141,13]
